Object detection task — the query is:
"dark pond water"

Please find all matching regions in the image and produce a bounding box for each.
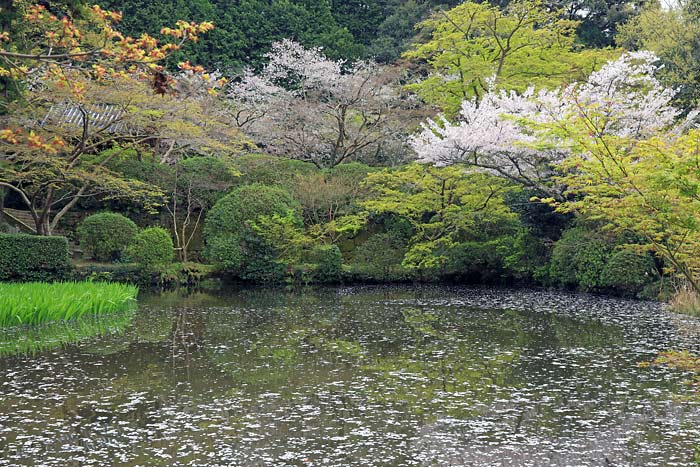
[1,285,699,467]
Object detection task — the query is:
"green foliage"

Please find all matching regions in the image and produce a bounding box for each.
[98,0,361,70]
[252,210,311,265]
[175,156,240,208]
[551,123,700,294]
[309,244,343,283]
[95,0,463,69]
[292,162,373,226]
[600,249,658,296]
[78,212,138,262]
[352,231,409,281]
[108,150,174,193]
[237,228,287,282]
[0,233,71,281]
[73,261,216,288]
[362,164,520,277]
[549,227,608,291]
[231,154,317,189]
[204,184,300,280]
[548,227,657,295]
[404,0,617,114]
[617,2,700,110]
[0,281,138,328]
[447,238,515,283]
[503,229,551,284]
[128,227,174,268]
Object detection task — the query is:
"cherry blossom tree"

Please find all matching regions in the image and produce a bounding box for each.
[410,52,692,194]
[228,39,414,168]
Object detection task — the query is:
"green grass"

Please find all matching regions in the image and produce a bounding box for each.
[0,281,138,328]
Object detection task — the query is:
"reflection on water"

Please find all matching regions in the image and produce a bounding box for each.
[0,285,699,467]
[0,310,134,357]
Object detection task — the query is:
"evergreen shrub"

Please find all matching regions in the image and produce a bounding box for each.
[204,184,299,280]
[128,227,174,268]
[0,233,71,281]
[78,212,138,262]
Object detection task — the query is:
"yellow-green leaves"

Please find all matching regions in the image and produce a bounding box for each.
[552,125,700,292]
[404,0,617,115]
[361,164,519,273]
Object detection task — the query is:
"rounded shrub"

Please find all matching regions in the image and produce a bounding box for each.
[600,249,658,296]
[128,227,174,268]
[549,227,609,291]
[78,212,138,262]
[204,184,300,279]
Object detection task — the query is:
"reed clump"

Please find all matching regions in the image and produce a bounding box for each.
[669,284,700,317]
[0,282,138,328]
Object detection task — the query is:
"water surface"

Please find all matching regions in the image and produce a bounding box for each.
[1,286,699,466]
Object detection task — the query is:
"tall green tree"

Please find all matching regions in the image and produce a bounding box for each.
[404,0,616,114]
[491,0,647,47]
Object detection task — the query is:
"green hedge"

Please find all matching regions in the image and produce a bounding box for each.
[0,233,71,281]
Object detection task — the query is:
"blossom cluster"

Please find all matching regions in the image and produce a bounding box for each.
[411,52,692,182]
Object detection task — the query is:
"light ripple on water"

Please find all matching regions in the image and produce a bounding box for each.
[0,285,698,467]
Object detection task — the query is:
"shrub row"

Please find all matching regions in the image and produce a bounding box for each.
[0,233,71,281]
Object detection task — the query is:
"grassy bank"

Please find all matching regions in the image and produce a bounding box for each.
[0,282,138,328]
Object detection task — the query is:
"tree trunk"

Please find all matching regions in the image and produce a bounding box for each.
[35,216,51,236]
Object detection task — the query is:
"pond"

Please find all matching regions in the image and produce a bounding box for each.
[0,285,699,467]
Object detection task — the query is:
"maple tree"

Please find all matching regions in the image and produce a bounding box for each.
[0,3,231,235]
[547,120,700,294]
[361,164,519,274]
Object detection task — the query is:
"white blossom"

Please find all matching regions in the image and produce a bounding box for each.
[228,39,413,167]
[411,51,690,189]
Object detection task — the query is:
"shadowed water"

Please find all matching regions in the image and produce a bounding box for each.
[0,285,699,467]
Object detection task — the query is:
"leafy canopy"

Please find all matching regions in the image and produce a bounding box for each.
[404,0,617,114]
[362,164,519,272]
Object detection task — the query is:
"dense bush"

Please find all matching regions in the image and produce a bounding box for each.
[128,227,174,268]
[204,184,300,280]
[78,212,138,262]
[448,238,513,283]
[310,245,343,283]
[0,233,71,281]
[600,249,658,295]
[549,227,609,291]
[503,230,551,283]
[230,154,316,189]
